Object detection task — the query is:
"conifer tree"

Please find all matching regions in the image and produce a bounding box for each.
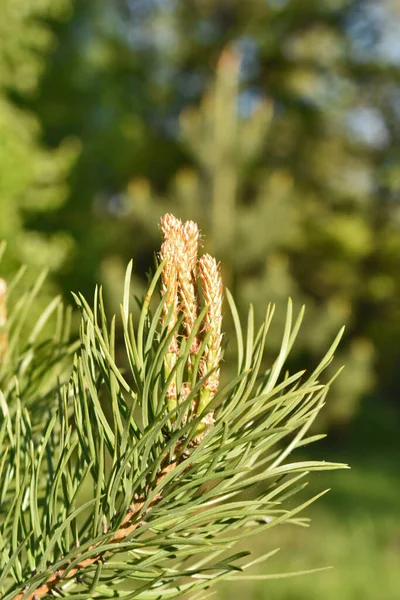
[125,48,375,425]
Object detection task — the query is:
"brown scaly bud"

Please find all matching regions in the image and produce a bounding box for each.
[182,220,199,273]
[160,240,179,338]
[159,214,184,344]
[160,212,181,237]
[199,254,223,380]
[178,220,200,352]
[196,254,223,433]
[159,215,223,433]
[160,214,185,411]
[0,278,7,361]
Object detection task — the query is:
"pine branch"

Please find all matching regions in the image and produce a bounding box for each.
[13,463,177,600]
[0,216,348,600]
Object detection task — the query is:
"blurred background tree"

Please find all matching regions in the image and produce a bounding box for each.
[0,0,79,295]
[1,0,400,598]
[21,0,400,424]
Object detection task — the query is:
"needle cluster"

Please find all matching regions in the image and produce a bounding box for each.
[0,222,347,600]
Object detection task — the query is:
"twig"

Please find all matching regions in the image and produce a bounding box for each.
[12,463,176,600]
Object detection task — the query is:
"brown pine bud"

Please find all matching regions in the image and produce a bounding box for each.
[178,221,199,350]
[195,254,223,437]
[159,214,184,344]
[199,254,223,384]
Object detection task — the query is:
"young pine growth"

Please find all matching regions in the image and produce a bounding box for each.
[159,214,222,434]
[0,217,347,600]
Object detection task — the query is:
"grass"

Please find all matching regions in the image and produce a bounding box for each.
[218,397,400,600]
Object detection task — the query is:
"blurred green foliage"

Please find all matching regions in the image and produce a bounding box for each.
[219,398,400,599]
[0,0,79,300]
[1,1,400,597]
[1,0,400,421]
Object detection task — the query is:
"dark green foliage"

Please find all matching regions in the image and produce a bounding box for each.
[0,0,78,309]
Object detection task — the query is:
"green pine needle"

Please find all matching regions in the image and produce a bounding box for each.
[0,258,348,600]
